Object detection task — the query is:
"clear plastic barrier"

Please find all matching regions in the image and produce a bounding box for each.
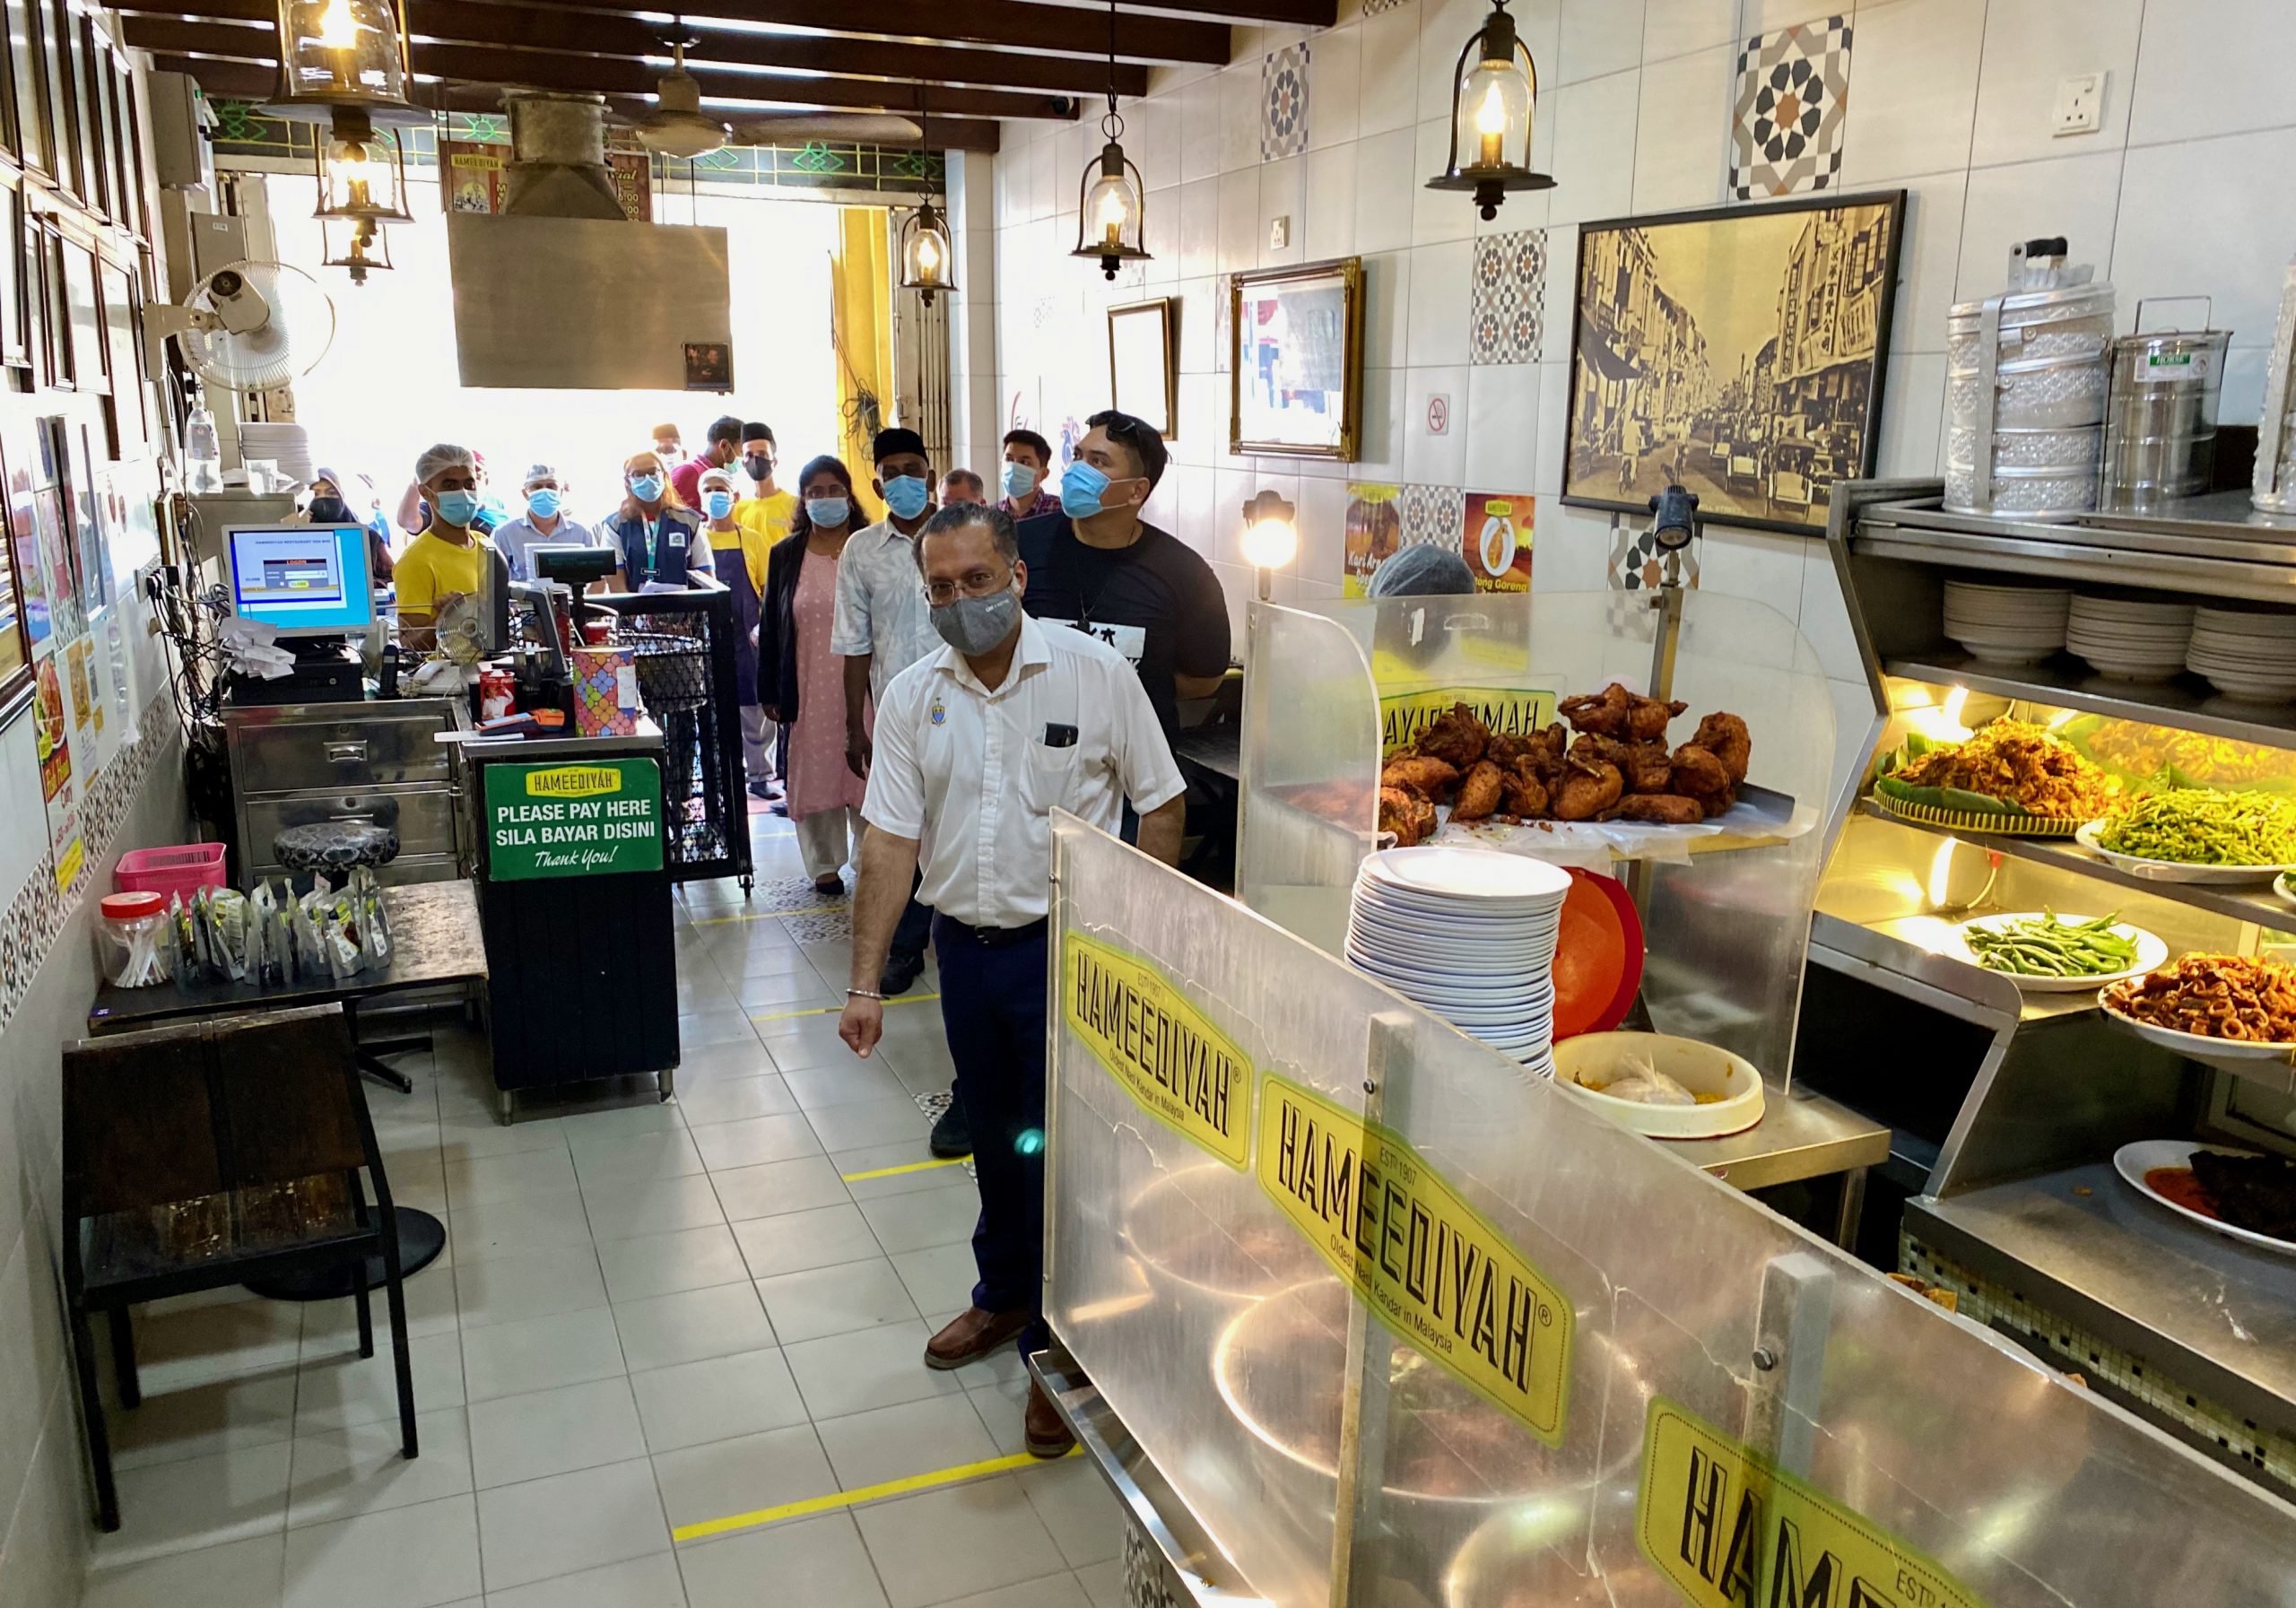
[1049,819,2296,1608]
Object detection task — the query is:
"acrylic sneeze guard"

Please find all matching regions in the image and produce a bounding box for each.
[1236,589,1842,1086]
[1047,816,2296,1608]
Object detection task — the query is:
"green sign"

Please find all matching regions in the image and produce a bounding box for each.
[483,759,664,881]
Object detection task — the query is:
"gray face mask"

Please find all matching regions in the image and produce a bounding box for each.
[930,586,1021,655]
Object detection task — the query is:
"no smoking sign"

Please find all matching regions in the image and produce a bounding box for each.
[1426,394,1451,435]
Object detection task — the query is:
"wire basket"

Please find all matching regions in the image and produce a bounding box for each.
[616,622,710,717]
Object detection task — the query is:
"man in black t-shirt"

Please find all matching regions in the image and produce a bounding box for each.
[1015,410,1231,739]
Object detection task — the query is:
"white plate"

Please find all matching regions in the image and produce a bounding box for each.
[2100,999,2296,1070]
[1360,847,1572,903]
[1952,913,2168,992]
[1477,515,1516,579]
[2074,820,2296,884]
[2112,1141,2296,1257]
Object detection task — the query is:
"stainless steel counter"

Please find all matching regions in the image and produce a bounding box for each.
[1671,1082,1890,1193]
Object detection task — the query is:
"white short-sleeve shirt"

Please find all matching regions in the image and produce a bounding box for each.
[829,520,942,700]
[863,613,1186,929]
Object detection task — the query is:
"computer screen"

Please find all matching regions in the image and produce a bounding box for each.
[530,543,618,590]
[225,524,375,637]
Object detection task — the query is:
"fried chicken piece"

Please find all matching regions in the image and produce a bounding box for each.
[1499,766,1550,819]
[1451,760,1504,821]
[1554,758,1625,821]
[1628,693,1690,742]
[1670,742,1733,799]
[1561,682,1687,742]
[1416,702,1491,769]
[1378,786,1438,847]
[1608,793,1706,825]
[1380,754,1460,797]
[1626,740,1674,794]
[1691,711,1752,782]
[1487,723,1569,768]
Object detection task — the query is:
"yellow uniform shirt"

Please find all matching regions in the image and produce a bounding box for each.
[395,530,489,615]
[726,491,797,594]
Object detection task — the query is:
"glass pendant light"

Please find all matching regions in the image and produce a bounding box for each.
[1071,0,1149,281]
[312,108,408,283]
[1425,0,1552,220]
[268,0,422,123]
[320,214,393,285]
[899,85,957,306]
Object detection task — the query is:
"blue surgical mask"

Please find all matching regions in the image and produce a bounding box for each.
[883,474,931,521]
[629,474,665,503]
[805,496,849,528]
[433,489,482,527]
[704,490,735,519]
[1002,461,1039,500]
[526,488,561,519]
[1060,459,1110,520]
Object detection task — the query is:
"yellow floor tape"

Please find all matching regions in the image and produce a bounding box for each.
[839,1155,970,1182]
[691,903,849,926]
[673,1445,1080,1543]
[751,993,940,1024]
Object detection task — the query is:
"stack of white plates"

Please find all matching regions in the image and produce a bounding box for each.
[2066,591,2194,682]
[1344,847,1570,1076]
[238,422,316,488]
[1943,579,2070,665]
[2189,604,2296,701]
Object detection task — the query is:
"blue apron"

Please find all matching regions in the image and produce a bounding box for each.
[608,508,703,587]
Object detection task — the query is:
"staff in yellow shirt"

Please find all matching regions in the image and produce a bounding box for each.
[395,443,491,651]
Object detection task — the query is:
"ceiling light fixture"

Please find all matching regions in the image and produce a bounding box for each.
[1425,0,1552,220]
[267,0,421,122]
[899,83,957,306]
[1071,0,1149,281]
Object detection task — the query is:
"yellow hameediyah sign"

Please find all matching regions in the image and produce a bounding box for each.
[525,765,625,798]
[1254,1074,1572,1445]
[1062,933,1253,1169]
[1638,1398,1987,1608]
[1378,686,1559,758]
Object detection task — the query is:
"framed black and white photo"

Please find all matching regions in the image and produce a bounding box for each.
[1107,297,1176,441]
[1563,190,1905,536]
[1229,256,1364,461]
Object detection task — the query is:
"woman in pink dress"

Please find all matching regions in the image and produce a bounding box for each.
[758,456,869,892]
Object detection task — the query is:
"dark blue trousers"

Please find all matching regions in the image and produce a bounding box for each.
[934,916,1049,1359]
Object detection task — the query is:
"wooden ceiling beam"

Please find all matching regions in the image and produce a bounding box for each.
[124,18,1077,118]
[111,0,1149,97]
[147,52,1004,147]
[107,0,1234,66]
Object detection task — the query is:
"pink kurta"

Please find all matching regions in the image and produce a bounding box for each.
[787,546,870,820]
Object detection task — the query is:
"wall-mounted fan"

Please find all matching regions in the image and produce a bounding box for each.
[144,262,337,394]
[626,33,922,159]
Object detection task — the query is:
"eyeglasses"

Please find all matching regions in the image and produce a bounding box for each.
[922,567,1013,607]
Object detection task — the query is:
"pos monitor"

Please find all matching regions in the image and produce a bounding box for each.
[224,523,376,637]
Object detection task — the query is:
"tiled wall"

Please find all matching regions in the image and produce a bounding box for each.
[983,0,2296,785]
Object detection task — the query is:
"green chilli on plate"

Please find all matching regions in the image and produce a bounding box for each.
[1954,911,2168,992]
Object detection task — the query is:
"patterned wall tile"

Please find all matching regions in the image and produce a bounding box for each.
[1262,43,1310,161]
[1608,516,1703,592]
[1395,483,1464,547]
[1729,17,1852,200]
[1471,229,1545,365]
[1360,0,1407,13]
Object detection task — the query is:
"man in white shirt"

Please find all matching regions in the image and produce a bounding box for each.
[490,464,598,582]
[839,503,1183,1459]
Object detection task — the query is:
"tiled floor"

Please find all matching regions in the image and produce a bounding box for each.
[75,816,1124,1608]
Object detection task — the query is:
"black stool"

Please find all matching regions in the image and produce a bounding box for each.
[271,822,427,1094]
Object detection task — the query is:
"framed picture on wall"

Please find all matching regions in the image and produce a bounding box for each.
[38,0,74,200]
[1107,298,1177,441]
[1562,189,1906,536]
[0,427,30,715]
[5,0,47,177]
[99,259,140,454]
[61,236,100,392]
[38,221,72,388]
[1228,257,1364,461]
[0,182,28,369]
[68,14,103,217]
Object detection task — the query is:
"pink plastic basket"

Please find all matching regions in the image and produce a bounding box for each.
[112,843,229,902]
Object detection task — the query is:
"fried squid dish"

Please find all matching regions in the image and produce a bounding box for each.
[2103,953,2296,1043]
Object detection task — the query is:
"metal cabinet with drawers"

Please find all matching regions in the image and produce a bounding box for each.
[223,696,469,887]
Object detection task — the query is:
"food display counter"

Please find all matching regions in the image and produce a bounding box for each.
[1817,479,2296,1499]
[1038,817,2296,1608]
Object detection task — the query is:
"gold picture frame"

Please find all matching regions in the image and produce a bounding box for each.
[1229,256,1364,461]
[1107,296,1178,441]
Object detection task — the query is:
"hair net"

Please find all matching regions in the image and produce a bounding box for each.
[520,462,560,491]
[1367,544,1478,598]
[414,442,476,485]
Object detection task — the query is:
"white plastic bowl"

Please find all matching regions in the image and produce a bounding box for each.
[1552,1032,1766,1140]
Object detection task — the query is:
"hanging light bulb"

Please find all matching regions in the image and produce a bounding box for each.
[315,0,365,51]
[1426,0,1552,220]
[1071,0,1151,279]
[320,214,393,285]
[313,108,411,226]
[900,196,958,306]
[269,0,420,122]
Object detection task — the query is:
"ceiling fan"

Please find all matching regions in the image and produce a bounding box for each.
[627,33,924,159]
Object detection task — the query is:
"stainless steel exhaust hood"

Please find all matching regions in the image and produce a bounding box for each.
[447,92,732,391]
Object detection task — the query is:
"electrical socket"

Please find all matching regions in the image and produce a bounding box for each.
[1268,215,1291,249]
[2052,71,2104,136]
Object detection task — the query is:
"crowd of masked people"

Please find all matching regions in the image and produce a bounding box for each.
[356,408,1232,1456]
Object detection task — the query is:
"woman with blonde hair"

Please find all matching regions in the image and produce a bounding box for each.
[603,448,712,591]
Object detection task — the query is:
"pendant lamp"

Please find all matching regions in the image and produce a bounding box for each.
[268,0,422,123]
[1424,0,1552,220]
[899,84,957,306]
[1071,0,1149,281]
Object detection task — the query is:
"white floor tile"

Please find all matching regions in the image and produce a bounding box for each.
[278,1492,481,1608]
[651,1420,838,1533]
[460,1308,626,1404]
[570,1130,709,1194]
[451,1247,608,1332]
[813,1395,999,1492]
[690,1114,825,1172]
[732,1204,882,1280]
[91,1441,293,1568]
[466,1377,648,1490]
[779,1062,910,1112]
[857,1186,978,1256]
[630,1347,809,1455]
[447,1190,595,1261]
[483,1550,689,1608]
[81,1532,284,1608]
[284,1408,473,1528]
[125,1300,305,1396]
[756,1260,920,1345]
[1076,1558,1123,1608]
[442,1148,578,1208]
[292,1334,465,1435]
[109,1369,300,1473]
[597,1225,752,1303]
[804,1099,931,1154]
[709,1156,851,1222]
[782,1323,966,1421]
[474,1458,672,1593]
[1017,1458,1122,1568]
[677,1512,888,1608]
[928,1571,1091,1608]
[886,1245,978,1318]
[581,1176,729,1242]
[851,1476,1066,1608]
[613,1283,778,1372]
[672,1074,799,1127]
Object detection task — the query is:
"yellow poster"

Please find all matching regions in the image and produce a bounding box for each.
[1378,685,1559,758]
[1637,1398,1987,1608]
[1255,1074,1572,1445]
[1062,933,1253,1169]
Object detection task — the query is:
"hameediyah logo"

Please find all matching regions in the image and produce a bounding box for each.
[525,765,625,799]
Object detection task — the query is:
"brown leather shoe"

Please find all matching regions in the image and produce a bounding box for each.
[924,1306,1031,1370]
[1025,1378,1075,1458]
